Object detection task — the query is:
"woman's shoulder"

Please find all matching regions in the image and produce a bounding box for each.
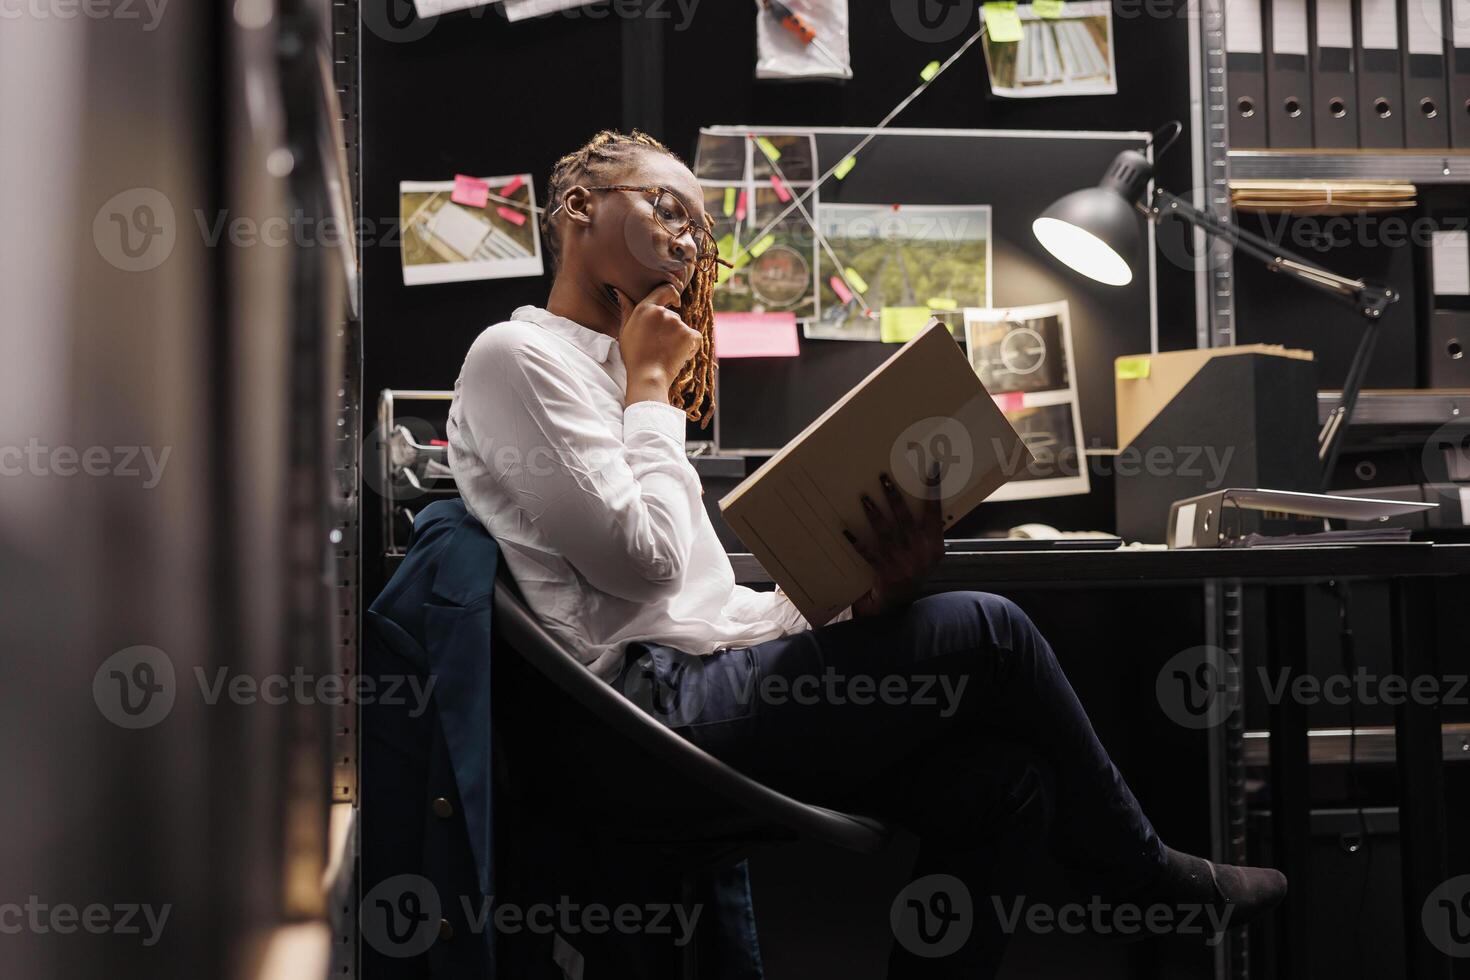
[465,315,549,358]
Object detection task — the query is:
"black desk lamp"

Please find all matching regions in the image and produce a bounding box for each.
[1032,121,1398,490]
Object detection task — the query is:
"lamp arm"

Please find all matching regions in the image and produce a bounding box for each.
[1146,188,1396,320]
[1144,186,1401,490]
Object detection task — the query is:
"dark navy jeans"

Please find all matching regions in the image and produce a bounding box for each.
[615,590,1168,978]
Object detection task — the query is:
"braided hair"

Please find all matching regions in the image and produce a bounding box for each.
[542,129,719,428]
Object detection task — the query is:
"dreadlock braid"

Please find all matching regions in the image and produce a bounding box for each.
[542,129,718,428]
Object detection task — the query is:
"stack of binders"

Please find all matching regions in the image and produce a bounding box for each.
[1225,0,1470,147]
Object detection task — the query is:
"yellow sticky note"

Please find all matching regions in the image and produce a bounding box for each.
[716,232,734,260]
[926,297,958,309]
[843,267,869,293]
[716,263,734,286]
[1116,356,1152,380]
[1032,0,1064,17]
[723,187,736,216]
[833,155,858,180]
[754,136,781,161]
[749,234,776,258]
[880,307,933,344]
[919,60,941,82]
[983,2,1023,42]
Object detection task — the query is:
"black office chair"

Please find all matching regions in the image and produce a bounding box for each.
[488,572,890,978]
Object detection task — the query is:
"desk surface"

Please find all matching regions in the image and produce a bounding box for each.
[729,543,1470,588]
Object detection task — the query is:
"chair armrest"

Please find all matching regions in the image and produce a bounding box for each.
[492,582,888,854]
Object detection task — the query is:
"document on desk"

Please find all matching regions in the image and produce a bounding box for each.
[719,321,1033,627]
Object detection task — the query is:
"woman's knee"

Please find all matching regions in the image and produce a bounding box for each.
[908,591,1048,662]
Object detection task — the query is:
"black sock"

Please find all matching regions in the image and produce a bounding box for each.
[1106,845,1289,945]
[1145,846,1288,921]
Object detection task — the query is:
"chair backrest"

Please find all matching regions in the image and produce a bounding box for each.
[491,576,888,854]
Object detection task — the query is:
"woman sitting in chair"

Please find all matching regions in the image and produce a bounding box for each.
[446,129,1285,977]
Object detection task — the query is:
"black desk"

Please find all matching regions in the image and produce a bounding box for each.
[730,542,1470,588]
[732,543,1470,979]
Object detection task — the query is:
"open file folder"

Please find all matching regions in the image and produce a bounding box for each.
[720,322,1032,627]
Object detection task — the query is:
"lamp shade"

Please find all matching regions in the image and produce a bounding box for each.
[1032,148,1153,287]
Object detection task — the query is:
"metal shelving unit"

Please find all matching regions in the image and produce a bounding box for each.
[330,0,362,978]
[1192,4,1250,975]
[331,0,361,814]
[1193,0,1238,349]
[1197,0,1470,968]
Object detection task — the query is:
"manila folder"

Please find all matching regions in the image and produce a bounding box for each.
[718,321,1032,627]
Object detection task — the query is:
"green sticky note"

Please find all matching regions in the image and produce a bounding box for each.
[716,263,734,286]
[880,307,934,344]
[716,232,735,259]
[755,136,781,161]
[722,187,736,216]
[1032,0,1064,17]
[926,297,958,309]
[919,60,941,82]
[983,2,1023,42]
[843,267,869,294]
[1116,356,1152,380]
[833,155,858,180]
[749,233,776,258]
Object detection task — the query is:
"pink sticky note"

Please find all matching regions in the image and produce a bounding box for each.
[993,391,1025,412]
[452,174,490,208]
[829,275,854,304]
[769,174,791,202]
[499,175,524,197]
[496,205,526,226]
[714,312,800,359]
[735,190,748,222]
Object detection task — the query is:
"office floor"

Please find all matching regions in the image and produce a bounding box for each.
[750,837,1205,978]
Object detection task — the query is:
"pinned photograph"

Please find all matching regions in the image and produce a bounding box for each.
[698,129,822,320]
[398,175,543,285]
[748,132,818,181]
[693,133,747,181]
[981,0,1118,99]
[964,301,1089,500]
[810,203,992,342]
[714,185,818,320]
[694,131,819,182]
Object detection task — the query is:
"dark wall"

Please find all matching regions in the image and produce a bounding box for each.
[359,0,1200,577]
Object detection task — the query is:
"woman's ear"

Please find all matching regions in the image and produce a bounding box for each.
[560,185,593,227]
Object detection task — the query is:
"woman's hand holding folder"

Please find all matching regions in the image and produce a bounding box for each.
[843,468,944,619]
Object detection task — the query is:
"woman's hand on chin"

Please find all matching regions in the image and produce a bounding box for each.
[844,468,944,619]
[614,283,700,408]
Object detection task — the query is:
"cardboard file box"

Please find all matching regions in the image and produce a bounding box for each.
[1114,345,1319,543]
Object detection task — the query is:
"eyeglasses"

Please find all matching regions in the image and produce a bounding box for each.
[551,184,730,266]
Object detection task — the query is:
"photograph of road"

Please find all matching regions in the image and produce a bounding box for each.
[809,203,991,342]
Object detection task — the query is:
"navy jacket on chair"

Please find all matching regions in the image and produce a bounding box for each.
[362,497,763,980]
[363,498,499,978]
